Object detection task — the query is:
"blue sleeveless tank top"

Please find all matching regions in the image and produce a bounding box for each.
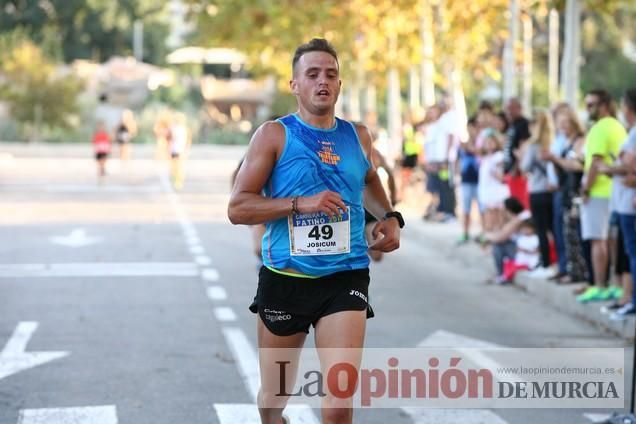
[261,113,371,277]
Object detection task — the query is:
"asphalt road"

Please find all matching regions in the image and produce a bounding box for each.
[0,143,631,424]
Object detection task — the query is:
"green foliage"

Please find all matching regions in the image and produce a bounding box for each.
[0,0,171,64]
[580,5,636,99]
[0,37,83,140]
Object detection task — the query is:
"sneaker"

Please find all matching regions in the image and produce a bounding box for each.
[495,276,513,285]
[455,234,469,245]
[606,286,624,301]
[527,267,553,279]
[576,286,603,303]
[600,302,624,314]
[609,303,636,321]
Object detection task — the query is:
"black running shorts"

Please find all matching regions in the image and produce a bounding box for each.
[249,266,373,336]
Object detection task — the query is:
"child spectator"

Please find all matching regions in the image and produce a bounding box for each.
[500,219,540,284]
[478,129,510,232]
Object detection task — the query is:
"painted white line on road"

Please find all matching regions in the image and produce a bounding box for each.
[214,403,319,424]
[219,328,321,424]
[183,228,198,238]
[1,321,69,381]
[214,307,237,322]
[583,413,613,423]
[418,330,522,383]
[0,262,199,278]
[189,245,205,255]
[18,405,118,424]
[6,184,162,194]
[221,327,261,401]
[201,268,220,282]
[207,286,227,301]
[50,228,102,248]
[410,330,512,423]
[402,408,508,424]
[3,321,38,355]
[195,255,212,266]
[185,236,201,246]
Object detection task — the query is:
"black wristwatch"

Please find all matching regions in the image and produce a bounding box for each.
[383,211,405,228]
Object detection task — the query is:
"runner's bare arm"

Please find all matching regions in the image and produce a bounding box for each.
[228,122,290,225]
[228,121,347,225]
[356,124,400,252]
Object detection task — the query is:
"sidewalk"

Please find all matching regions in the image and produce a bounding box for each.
[402,202,636,339]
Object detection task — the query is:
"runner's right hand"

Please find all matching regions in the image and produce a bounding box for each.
[296,190,347,218]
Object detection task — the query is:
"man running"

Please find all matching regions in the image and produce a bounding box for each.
[228,38,403,424]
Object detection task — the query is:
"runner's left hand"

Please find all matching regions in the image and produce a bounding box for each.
[368,218,400,252]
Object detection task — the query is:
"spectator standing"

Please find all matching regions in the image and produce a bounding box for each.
[598,89,636,319]
[577,89,626,303]
[456,117,482,243]
[503,97,532,209]
[520,109,557,278]
[542,107,589,284]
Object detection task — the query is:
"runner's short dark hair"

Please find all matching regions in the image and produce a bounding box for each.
[292,38,339,75]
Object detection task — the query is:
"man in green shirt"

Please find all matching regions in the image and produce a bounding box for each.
[578,89,627,303]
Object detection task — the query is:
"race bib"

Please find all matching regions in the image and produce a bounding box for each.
[289,207,350,256]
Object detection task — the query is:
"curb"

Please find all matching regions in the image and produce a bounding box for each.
[516,273,635,339]
[404,212,635,339]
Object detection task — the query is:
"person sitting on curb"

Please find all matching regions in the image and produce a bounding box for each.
[482,197,531,284]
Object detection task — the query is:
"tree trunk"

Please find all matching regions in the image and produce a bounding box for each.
[502,0,519,102]
[522,14,533,114]
[420,1,436,107]
[560,0,581,106]
[548,8,559,104]
[409,66,421,115]
[387,67,402,162]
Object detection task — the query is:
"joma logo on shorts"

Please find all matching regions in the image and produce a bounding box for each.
[349,290,367,303]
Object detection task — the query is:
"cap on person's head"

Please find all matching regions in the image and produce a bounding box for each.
[292,38,339,75]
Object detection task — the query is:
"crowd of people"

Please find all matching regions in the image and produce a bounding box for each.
[398,88,636,321]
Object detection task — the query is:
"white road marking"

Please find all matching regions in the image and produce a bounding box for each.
[185,236,200,245]
[5,184,161,194]
[214,403,319,424]
[0,262,199,278]
[221,327,261,401]
[189,245,205,255]
[17,405,118,424]
[402,408,508,424]
[418,329,522,383]
[214,307,237,322]
[219,327,320,423]
[195,255,212,266]
[583,413,613,423]
[183,228,198,238]
[410,330,512,423]
[1,322,69,381]
[201,268,220,282]
[207,286,227,301]
[50,228,102,248]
